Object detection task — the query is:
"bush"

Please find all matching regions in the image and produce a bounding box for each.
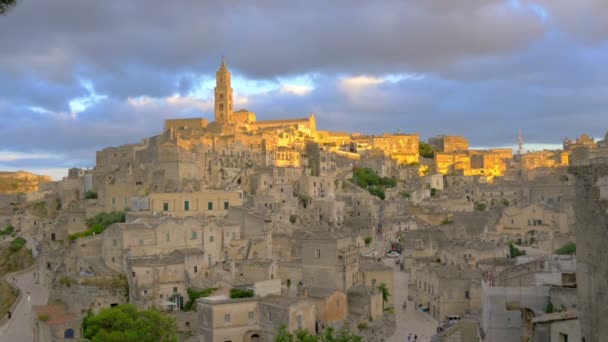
[353,168,396,200]
[289,215,297,224]
[9,237,26,252]
[399,191,411,199]
[555,242,576,255]
[509,242,526,258]
[431,188,438,197]
[0,225,15,236]
[69,211,125,241]
[364,237,372,245]
[38,314,50,322]
[441,218,453,225]
[183,288,217,311]
[85,191,98,199]
[419,142,435,158]
[474,202,487,211]
[357,322,368,331]
[59,276,73,288]
[500,199,510,206]
[229,288,254,299]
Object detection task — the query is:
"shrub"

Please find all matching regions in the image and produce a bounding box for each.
[419,142,435,158]
[59,276,73,287]
[474,202,487,211]
[0,225,15,236]
[9,237,26,252]
[38,314,50,322]
[229,288,254,299]
[441,218,453,225]
[357,322,368,331]
[555,242,576,255]
[84,191,98,199]
[289,215,297,224]
[364,237,372,245]
[500,199,510,206]
[509,242,526,258]
[184,288,217,311]
[399,191,411,199]
[69,211,125,241]
[353,168,396,200]
[431,188,438,197]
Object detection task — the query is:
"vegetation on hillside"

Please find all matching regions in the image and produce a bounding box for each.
[555,242,576,255]
[82,304,178,342]
[276,325,362,342]
[0,236,34,319]
[0,225,15,237]
[69,211,125,241]
[419,142,435,159]
[353,168,396,200]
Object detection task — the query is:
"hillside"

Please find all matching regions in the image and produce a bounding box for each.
[0,171,52,194]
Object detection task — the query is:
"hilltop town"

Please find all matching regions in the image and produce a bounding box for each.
[1,59,607,342]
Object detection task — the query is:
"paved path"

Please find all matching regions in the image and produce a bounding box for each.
[385,259,438,342]
[0,237,48,342]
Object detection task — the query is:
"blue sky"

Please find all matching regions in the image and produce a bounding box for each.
[0,0,607,179]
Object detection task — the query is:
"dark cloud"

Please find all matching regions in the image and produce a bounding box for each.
[0,0,607,173]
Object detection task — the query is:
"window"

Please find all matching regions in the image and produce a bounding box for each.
[248,311,255,320]
[224,314,231,323]
[166,232,170,242]
[143,289,147,295]
[160,294,163,298]
[132,272,135,277]
[559,333,568,342]
[208,202,213,210]
[220,104,224,110]
[465,291,470,299]
[297,315,302,329]
[269,311,272,322]
[194,266,198,273]
[191,231,198,240]
[112,257,115,262]
[224,201,229,210]
[139,239,144,246]
[112,197,115,205]
[184,200,190,211]
[163,202,169,211]
[314,249,321,259]
[209,236,214,242]
[112,239,117,247]
[173,287,178,293]
[337,299,340,307]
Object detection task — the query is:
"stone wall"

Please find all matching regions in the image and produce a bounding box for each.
[568,163,608,342]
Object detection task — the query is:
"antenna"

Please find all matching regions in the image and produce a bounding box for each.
[517,129,523,157]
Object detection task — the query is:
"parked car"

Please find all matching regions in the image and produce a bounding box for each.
[385,251,400,258]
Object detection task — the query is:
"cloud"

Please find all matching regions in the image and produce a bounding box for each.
[0,0,606,175]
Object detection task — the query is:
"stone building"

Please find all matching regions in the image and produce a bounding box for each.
[428,135,469,153]
[197,295,262,342]
[258,294,316,341]
[412,264,481,322]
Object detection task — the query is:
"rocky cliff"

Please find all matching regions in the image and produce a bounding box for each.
[0,171,52,194]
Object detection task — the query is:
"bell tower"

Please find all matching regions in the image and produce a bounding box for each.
[214,57,233,123]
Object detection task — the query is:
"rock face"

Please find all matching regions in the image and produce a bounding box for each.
[0,171,52,194]
[569,162,608,342]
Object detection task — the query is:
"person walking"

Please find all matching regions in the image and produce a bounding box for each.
[407,333,412,341]
[7,310,11,319]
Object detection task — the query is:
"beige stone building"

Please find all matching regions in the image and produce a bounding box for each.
[197,295,262,342]
[258,294,316,341]
[148,190,243,217]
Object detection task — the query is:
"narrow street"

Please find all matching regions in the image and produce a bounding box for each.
[386,261,438,342]
[0,237,49,341]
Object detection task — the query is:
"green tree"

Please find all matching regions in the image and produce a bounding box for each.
[229,288,254,298]
[555,242,576,255]
[377,283,390,303]
[0,0,17,14]
[419,142,435,158]
[82,304,177,342]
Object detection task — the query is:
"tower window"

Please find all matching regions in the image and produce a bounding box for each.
[220,104,224,110]
[220,94,224,100]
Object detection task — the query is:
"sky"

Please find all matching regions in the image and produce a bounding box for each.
[0,0,607,180]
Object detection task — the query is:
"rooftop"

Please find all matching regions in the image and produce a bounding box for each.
[33,305,78,325]
[259,294,305,307]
